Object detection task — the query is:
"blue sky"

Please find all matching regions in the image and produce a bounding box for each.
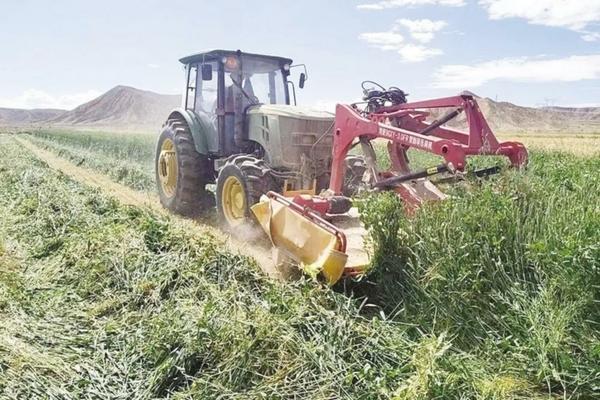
[1,0,599,110]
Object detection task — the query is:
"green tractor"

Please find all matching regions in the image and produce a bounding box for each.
[155,49,361,228]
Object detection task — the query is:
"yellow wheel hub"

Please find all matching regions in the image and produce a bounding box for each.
[158,138,177,198]
[221,175,246,226]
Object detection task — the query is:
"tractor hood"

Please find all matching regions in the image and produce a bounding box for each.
[247,104,334,121]
[245,103,335,174]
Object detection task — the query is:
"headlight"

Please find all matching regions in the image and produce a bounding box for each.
[223,56,239,70]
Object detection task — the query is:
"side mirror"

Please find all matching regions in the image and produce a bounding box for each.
[299,72,306,89]
[201,64,213,81]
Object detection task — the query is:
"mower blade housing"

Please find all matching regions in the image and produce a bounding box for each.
[252,193,369,285]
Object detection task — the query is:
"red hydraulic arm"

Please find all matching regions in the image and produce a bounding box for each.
[328,93,528,198]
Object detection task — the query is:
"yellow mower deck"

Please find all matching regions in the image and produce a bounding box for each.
[252,195,370,285]
[330,208,371,274]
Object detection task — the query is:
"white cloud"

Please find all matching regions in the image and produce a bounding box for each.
[358,31,405,51]
[358,0,465,10]
[397,18,447,43]
[432,55,600,88]
[147,63,160,69]
[581,31,600,42]
[398,44,443,62]
[0,89,102,110]
[359,29,443,61]
[359,19,446,62]
[479,0,600,40]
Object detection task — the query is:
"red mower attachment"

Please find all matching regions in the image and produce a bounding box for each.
[328,90,528,209]
[253,84,528,284]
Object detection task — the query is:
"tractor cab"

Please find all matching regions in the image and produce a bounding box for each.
[179,50,306,157]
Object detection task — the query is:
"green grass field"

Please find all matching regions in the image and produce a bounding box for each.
[1,131,599,398]
[27,129,156,191]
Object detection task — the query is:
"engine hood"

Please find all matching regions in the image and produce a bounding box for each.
[247,104,334,120]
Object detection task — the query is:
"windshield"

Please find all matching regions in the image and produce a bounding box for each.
[225,56,289,105]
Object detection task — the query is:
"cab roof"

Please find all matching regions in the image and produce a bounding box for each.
[179,49,293,66]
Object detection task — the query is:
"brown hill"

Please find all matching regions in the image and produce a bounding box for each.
[48,86,180,132]
[541,106,600,123]
[477,98,600,133]
[3,86,598,134]
[0,108,65,126]
[428,93,600,133]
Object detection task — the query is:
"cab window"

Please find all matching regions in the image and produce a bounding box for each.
[195,62,218,114]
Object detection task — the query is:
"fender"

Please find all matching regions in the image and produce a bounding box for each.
[166,108,218,155]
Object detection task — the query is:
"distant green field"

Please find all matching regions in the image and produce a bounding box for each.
[27,129,156,191]
[497,132,600,156]
[28,129,599,194]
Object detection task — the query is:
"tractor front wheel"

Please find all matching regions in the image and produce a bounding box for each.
[216,155,274,229]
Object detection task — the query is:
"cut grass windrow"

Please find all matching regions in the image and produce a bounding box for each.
[26,129,156,192]
[14,136,279,279]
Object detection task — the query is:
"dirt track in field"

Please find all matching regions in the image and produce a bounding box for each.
[15,136,280,277]
[18,136,161,209]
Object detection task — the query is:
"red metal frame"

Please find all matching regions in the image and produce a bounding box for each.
[328,93,528,195]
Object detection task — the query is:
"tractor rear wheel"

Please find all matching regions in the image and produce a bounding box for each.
[155,118,214,216]
[216,155,274,229]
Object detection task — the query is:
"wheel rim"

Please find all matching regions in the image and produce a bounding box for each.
[221,175,246,226]
[158,138,177,198]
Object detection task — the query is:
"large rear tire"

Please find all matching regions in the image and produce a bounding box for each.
[216,155,274,229]
[155,118,214,217]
